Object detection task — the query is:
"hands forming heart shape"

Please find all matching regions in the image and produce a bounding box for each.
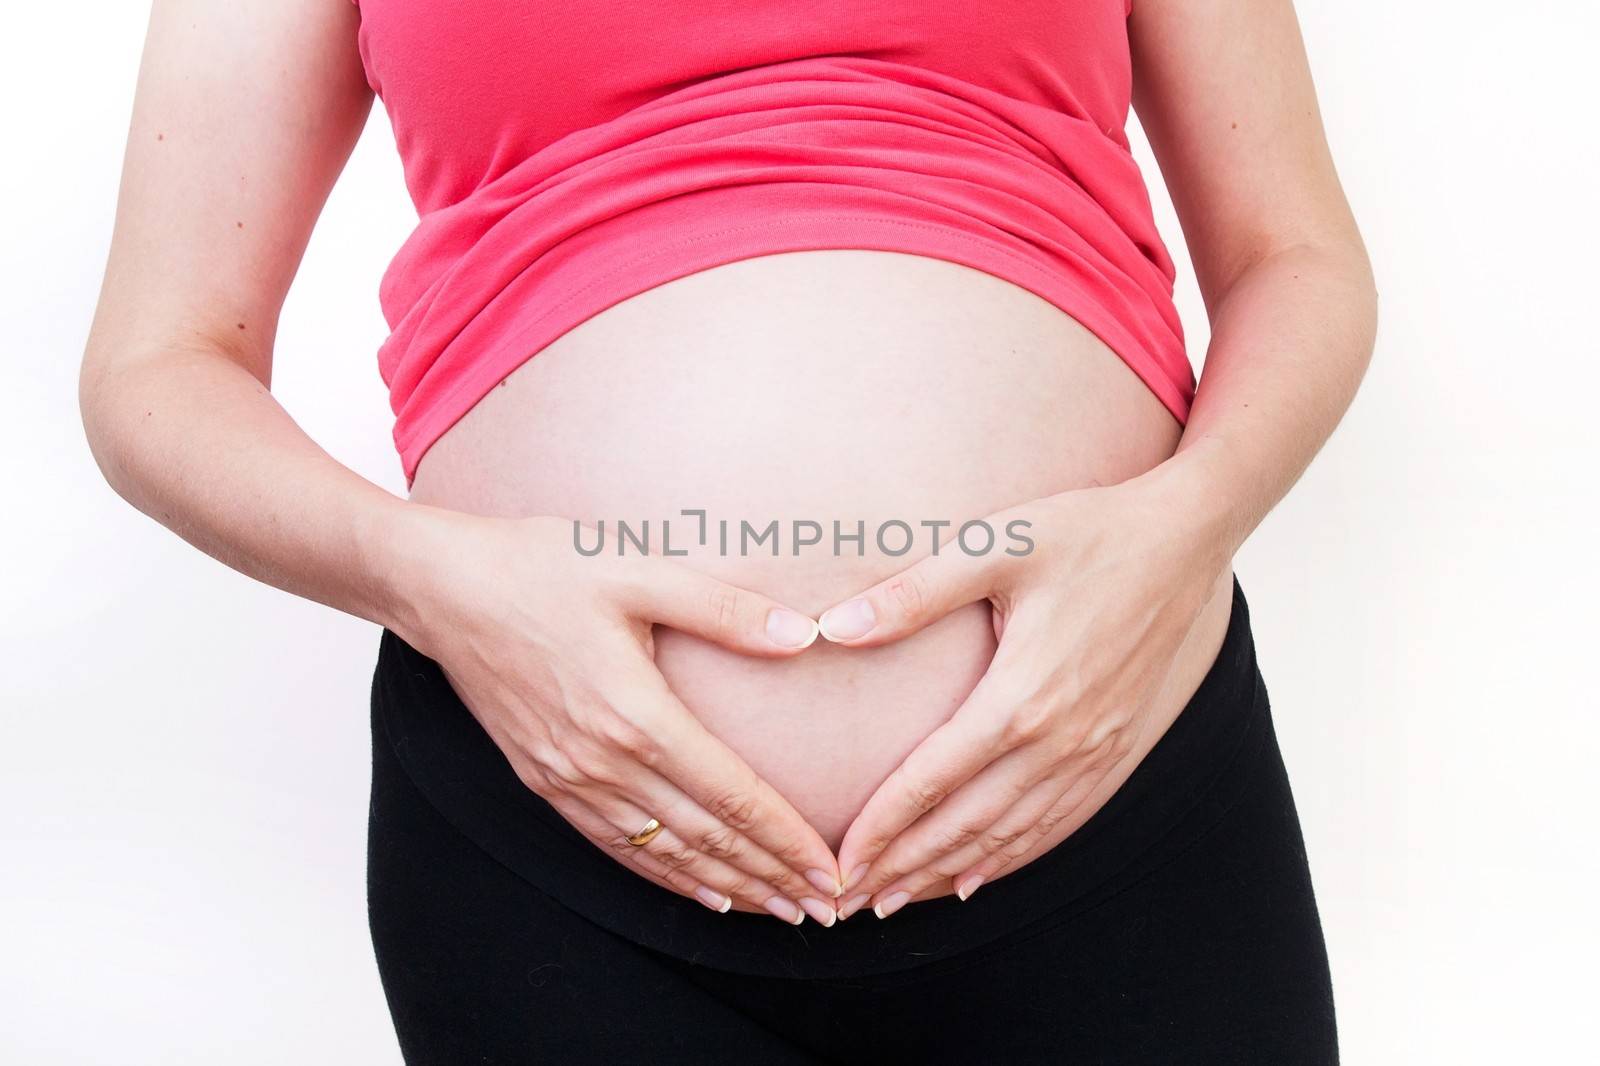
[400,470,1234,928]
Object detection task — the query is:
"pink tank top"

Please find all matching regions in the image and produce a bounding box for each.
[348,1,1189,484]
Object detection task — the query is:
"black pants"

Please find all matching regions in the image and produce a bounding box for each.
[367,577,1337,1063]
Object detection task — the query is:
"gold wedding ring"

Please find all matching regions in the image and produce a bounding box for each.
[626,817,665,847]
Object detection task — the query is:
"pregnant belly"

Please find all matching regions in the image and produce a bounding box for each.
[409,250,1227,888]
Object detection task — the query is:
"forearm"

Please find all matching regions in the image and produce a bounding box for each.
[1140,242,1379,561]
[79,342,435,637]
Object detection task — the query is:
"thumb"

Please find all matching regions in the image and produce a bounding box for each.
[817,547,996,647]
[619,559,821,657]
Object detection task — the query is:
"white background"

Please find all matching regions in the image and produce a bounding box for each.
[3,3,1596,1062]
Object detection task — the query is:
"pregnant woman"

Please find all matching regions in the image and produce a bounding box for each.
[81,0,1376,1062]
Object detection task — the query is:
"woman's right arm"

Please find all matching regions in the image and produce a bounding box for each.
[80,0,842,923]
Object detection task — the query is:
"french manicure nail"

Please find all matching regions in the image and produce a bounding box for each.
[799,898,837,927]
[806,868,843,898]
[819,599,876,642]
[694,885,733,913]
[956,875,985,902]
[764,897,805,925]
[838,893,872,921]
[842,863,869,892]
[767,609,821,649]
[874,890,912,919]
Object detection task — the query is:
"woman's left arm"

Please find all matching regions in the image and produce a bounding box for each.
[822,0,1378,916]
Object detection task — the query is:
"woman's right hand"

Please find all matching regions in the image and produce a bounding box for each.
[386,507,843,926]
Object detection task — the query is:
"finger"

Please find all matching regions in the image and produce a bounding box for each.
[861,703,1137,904]
[896,713,1132,902]
[603,652,846,900]
[579,786,823,925]
[536,788,732,910]
[816,540,999,647]
[616,557,820,655]
[539,786,787,918]
[833,653,1034,890]
[862,770,1073,918]
[588,638,845,901]
[520,717,814,919]
[616,766,842,917]
[866,744,1123,919]
[841,740,1053,905]
[943,696,1158,899]
[952,750,1126,895]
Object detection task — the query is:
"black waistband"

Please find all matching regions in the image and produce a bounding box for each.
[370,574,1268,979]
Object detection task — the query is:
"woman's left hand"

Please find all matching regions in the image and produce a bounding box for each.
[817,471,1235,919]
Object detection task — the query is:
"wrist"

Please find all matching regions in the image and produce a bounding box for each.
[357,498,474,647]
[1125,437,1248,577]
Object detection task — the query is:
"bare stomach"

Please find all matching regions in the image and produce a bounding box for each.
[409,250,1235,902]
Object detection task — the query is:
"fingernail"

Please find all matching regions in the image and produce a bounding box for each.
[764,897,805,925]
[818,599,876,642]
[874,890,912,919]
[842,863,869,892]
[799,898,837,927]
[766,608,821,649]
[838,893,872,921]
[806,868,843,898]
[694,885,733,913]
[956,874,985,902]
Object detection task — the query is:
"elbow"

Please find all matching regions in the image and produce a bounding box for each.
[1295,234,1378,305]
[78,336,111,438]
[1343,234,1380,314]
[1307,236,1379,379]
[1326,207,1380,327]
[1341,237,1380,359]
[1200,229,1377,325]
[77,333,149,506]
[78,342,127,500]
[1288,235,1381,336]
[1328,238,1380,402]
